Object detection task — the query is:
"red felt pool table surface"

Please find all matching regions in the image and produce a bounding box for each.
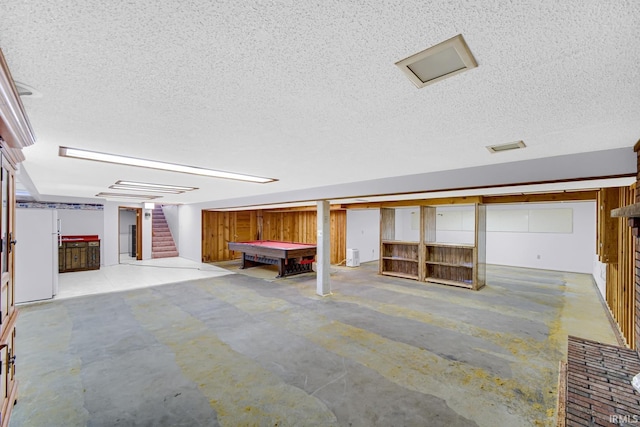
[233,240,316,250]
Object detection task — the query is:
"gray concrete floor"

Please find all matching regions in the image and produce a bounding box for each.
[10,262,618,426]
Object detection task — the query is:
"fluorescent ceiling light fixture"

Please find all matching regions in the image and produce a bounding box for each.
[96,192,161,200]
[144,202,155,209]
[486,140,526,153]
[396,34,477,88]
[59,147,277,183]
[109,185,183,194]
[116,180,198,191]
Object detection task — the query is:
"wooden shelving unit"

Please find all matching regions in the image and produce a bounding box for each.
[424,243,475,289]
[379,204,486,290]
[379,208,421,280]
[381,240,420,280]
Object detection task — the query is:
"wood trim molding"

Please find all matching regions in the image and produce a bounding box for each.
[0,48,35,152]
[342,196,483,210]
[481,191,597,204]
[0,145,24,168]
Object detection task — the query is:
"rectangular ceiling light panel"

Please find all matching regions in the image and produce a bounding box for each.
[396,34,477,88]
[59,147,277,183]
[486,140,527,153]
[115,180,198,191]
[95,192,161,200]
[109,185,183,194]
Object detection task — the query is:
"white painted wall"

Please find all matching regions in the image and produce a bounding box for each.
[119,210,137,254]
[142,206,152,260]
[345,201,597,274]
[593,255,607,299]
[346,209,380,263]
[103,202,119,266]
[57,209,104,236]
[178,204,201,262]
[395,207,420,242]
[162,205,180,251]
[435,205,475,244]
[57,208,104,264]
[485,202,596,273]
[103,201,152,266]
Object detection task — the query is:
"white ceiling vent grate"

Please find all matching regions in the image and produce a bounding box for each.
[395,34,477,88]
[486,140,526,153]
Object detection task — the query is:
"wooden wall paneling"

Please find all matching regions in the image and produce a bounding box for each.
[282,213,292,242]
[225,212,232,260]
[256,210,263,240]
[272,213,282,241]
[308,212,316,242]
[620,184,634,348]
[330,210,346,265]
[262,212,273,240]
[621,185,635,349]
[201,211,214,262]
[230,211,257,259]
[215,212,224,261]
[203,208,346,266]
[597,188,619,263]
[600,185,636,349]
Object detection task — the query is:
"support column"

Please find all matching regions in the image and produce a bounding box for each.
[316,200,331,296]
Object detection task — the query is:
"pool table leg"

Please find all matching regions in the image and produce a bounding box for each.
[241,253,260,270]
[277,258,286,278]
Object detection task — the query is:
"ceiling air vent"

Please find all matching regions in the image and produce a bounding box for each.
[13,81,42,98]
[486,140,526,154]
[395,34,477,88]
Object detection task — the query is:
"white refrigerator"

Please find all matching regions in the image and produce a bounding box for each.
[15,208,59,303]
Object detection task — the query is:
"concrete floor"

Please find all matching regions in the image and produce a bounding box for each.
[10,261,618,426]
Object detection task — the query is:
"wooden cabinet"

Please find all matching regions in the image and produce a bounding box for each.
[0,154,18,426]
[0,314,16,425]
[64,242,87,271]
[0,47,37,427]
[379,204,486,290]
[87,242,100,269]
[59,236,100,272]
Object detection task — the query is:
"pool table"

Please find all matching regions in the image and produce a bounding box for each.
[228,240,317,278]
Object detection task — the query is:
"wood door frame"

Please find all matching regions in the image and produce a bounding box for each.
[0,155,16,322]
[118,207,142,261]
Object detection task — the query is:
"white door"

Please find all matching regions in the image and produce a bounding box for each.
[15,209,55,303]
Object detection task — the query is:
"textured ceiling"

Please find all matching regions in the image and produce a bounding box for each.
[1,1,639,205]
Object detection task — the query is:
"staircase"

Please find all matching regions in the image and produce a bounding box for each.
[152,206,179,259]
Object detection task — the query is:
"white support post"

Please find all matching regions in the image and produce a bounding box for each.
[316,200,331,296]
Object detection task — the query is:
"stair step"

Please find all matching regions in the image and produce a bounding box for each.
[152,251,179,259]
[153,245,177,252]
[151,206,177,259]
[153,242,176,248]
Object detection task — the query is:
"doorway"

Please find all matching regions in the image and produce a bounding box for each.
[118,207,142,262]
